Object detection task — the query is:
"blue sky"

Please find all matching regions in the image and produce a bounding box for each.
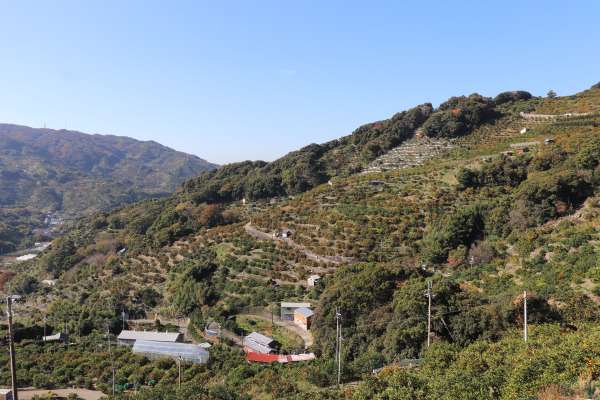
[1,1,599,165]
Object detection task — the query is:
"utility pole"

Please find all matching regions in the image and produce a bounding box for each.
[337,320,343,387]
[43,315,47,353]
[112,365,116,395]
[424,280,433,347]
[335,307,340,367]
[524,290,528,342]
[178,355,182,389]
[106,320,111,354]
[7,284,18,400]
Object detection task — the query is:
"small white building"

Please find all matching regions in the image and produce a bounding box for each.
[42,279,62,286]
[117,330,184,346]
[43,332,68,343]
[520,127,530,134]
[307,275,321,287]
[281,302,311,321]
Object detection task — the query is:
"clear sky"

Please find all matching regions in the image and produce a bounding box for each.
[1,1,599,165]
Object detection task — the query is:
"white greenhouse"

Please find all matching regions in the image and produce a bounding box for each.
[132,340,210,364]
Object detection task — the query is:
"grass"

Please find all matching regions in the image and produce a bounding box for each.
[235,315,303,348]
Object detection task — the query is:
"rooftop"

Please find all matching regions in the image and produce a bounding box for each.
[294,307,314,318]
[243,339,276,354]
[281,302,311,308]
[246,352,316,363]
[118,330,182,343]
[246,332,275,345]
[246,352,280,363]
[132,340,209,363]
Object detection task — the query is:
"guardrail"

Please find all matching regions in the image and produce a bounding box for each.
[372,358,423,374]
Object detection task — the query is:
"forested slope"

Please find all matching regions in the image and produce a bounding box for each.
[4,83,600,399]
[0,124,218,214]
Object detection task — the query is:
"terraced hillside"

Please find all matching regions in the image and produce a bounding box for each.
[362,133,456,173]
[6,83,600,399]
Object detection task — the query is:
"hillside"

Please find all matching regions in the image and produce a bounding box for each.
[0,124,219,212]
[5,82,600,399]
[0,124,218,251]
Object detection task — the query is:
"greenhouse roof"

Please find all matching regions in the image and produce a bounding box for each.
[132,340,209,361]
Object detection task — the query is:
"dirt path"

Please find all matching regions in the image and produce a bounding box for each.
[244,223,354,265]
[18,388,106,400]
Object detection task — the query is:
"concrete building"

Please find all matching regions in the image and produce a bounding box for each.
[281,302,311,321]
[294,307,314,330]
[307,275,321,287]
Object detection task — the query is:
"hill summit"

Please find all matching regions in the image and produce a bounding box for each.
[0,123,218,214]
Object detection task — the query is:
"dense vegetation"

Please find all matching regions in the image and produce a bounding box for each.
[4,82,600,399]
[0,124,218,251]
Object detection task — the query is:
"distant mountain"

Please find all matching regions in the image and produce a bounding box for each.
[0,124,218,214]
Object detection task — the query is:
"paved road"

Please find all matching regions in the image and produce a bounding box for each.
[19,388,106,400]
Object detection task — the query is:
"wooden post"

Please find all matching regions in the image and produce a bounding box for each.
[524,290,528,342]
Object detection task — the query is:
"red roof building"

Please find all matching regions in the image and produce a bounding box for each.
[246,352,316,364]
[246,352,280,363]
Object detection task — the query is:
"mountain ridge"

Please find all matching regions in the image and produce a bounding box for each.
[0,123,219,213]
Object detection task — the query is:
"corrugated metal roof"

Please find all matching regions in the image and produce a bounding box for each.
[294,307,314,318]
[246,332,274,345]
[43,332,68,341]
[243,339,276,354]
[281,302,311,308]
[277,353,315,363]
[118,330,182,342]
